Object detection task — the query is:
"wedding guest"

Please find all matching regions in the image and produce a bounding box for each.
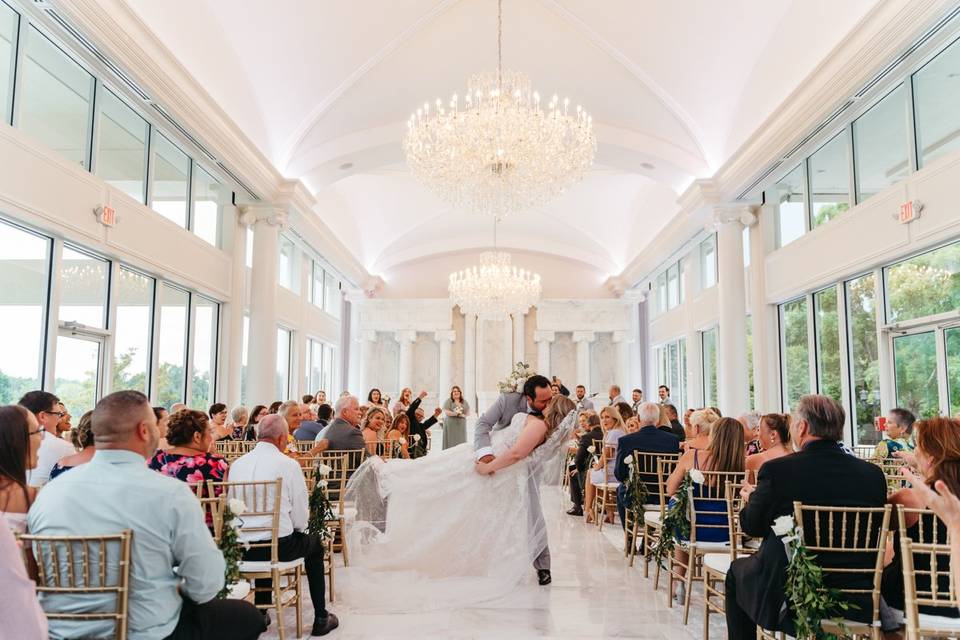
[208,402,231,441]
[230,405,248,439]
[301,394,315,405]
[367,388,391,415]
[739,411,763,455]
[725,395,886,640]
[148,409,229,502]
[387,412,412,459]
[683,408,694,431]
[154,406,171,449]
[567,412,603,516]
[616,401,634,423]
[392,388,413,416]
[656,405,672,432]
[551,376,571,396]
[658,385,673,405]
[683,408,718,451]
[613,402,681,527]
[624,416,641,434]
[608,385,626,406]
[874,407,915,460]
[744,413,790,481]
[0,517,47,640]
[361,407,389,456]
[585,406,627,524]
[49,410,95,480]
[0,405,41,535]
[29,390,265,639]
[407,391,441,459]
[267,401,283,414]
[314,390,327,406]
[443,385,469,449]
[278,401,304,452]
[663,404,685,441]
[631,389,643,415]
[56,402,72,437]
[324,395,366,451]
[294,401,326,441]
[573,385,594,412]
[21,391,74,488]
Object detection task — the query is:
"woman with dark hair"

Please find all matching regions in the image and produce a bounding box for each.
[367,388,390,416]
[0,405,42,535]
[442,386,469,449]
[208,402,231,440]
[744,413,791,481]
[267,401,283,414]
[244,404,268,440]
[387,413,412,460]
[148,410,228,502]
[49,411,95,480]
[153,406,170,450]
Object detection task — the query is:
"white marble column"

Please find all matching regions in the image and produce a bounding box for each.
[225,206,246,408]
[573,331,595,392]
[436,330,456,399]
[534,330,554,377]
[613,331,630,391]
[463,313,477,411]
[623,292,643,390]
[240,204,286,405]
[475,319,487,396]
[357,330,377,398]
[715,205,753,417]
[396,330,417,392]
[512,312,525,364]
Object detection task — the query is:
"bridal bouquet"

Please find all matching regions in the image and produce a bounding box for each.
[307,463,336,546]
[217,498,248,598]
[498,362,536,394]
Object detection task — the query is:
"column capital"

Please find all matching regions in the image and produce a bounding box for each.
[572,330,596,343]
[533,330,555,344]
[395,330,417,344]
[612,331,631,343]
[238,203,289,229]
[434,330,456,343]
[709,204,757,230]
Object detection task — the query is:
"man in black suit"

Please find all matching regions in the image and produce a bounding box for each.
[725,394,887,639]
[661,404,685,442]
[567,415,603,516]
[613,402,681,528]
[406,390,441,459]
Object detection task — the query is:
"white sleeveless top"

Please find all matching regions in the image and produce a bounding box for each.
[1,511,28,535]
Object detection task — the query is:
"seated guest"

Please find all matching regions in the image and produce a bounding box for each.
[613,402,682,528]
[0,516,47,640]
[267,401,283,414]
[616,401,634,424]
[314,390,327,405]
[656,405,673,434]
[324,395,366,451]
[0,405,41,535]
[739,411,762,455]
[28,391,265,640]
[725,394,887,640]
[744,414,790,481]
[55,402,72,438]
[293,401,326,441]
[50,410,95,480]
[608,385,626,406]
[881,417,960,626]
[230,406,248,440]
[663,404,685,441]
[682,408,717,451]
[230,414,338,636]
[148,410,229,501]
[361,407,389,455]
[21,391,74,488]
[367,388,391,416]
[624,416,641,434]
[277,401,303,451]
[392,387,413,416]
[154,406,171,450]
[567,412,602,516]
[387,412,412,459]
[406,391,441,459]
[209,403,231,441]
[874,407,915,460]
[585,406,627,524]
[244,404,268,441]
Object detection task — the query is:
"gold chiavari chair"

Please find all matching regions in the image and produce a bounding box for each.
[623,451,677,570]
[667,470,746,625]
[198,495,226,543]
[897,505,959,639]
[702,481,756,640]
[853,444,878,460]
[759,502,892,640]
[295,441,319,455]
[23,529,133,640]
[311,452,351,567]
[642,455,681,588]
[214,440,247,459]
[208,479,302,640]
[875,458,909,493]
[594,439,620,531]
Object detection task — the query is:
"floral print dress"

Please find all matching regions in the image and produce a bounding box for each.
[148,450,229,515]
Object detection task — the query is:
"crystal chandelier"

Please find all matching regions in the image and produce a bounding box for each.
[449,221,541,319]
[404,0,596,219]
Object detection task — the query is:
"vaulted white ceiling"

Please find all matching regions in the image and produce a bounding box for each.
[124,0,880,289]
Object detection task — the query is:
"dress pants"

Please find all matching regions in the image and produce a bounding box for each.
[568,469,584,507]
[724,570,757,640]
[243,531,327,619]
[163,597,266,640]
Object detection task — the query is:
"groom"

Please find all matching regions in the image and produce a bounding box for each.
[474,374,555,585]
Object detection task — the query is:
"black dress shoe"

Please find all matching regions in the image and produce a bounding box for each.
[311,612,339,637]
[537,570,552,586]
[566,507,583,516]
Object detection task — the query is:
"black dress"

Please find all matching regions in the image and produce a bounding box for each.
[881,512,958,617]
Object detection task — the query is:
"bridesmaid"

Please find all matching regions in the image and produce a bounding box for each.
[442,386,469,449]
[392,388,413,416]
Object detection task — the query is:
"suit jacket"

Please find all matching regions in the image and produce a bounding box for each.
[575,397,594,412]
[608,394,627,407]
[732,439,887,629]
[572,427,603,475]
[474,392,530,456]
[613,426,681,505]
[406,398,438,458]
[668,419,685,441]
[323,417,365,452]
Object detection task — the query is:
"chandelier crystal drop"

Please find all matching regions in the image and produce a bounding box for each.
[403,0,596,219]
[449,251,541,319]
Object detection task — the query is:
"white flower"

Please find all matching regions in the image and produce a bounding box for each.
[317,463,332,477]
[399,437,407,445]
[318,480,328,489]
[689,469,705,484]
[587,445,596,454]
[413,434,421,442]
[625,456,635,467]
[228,498,247,516]
[771,514,796,537]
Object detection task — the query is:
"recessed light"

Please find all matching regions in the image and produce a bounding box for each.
[339,162,354,170]
[640,162,655,170]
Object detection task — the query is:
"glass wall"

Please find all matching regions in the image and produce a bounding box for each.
[780,297,810,410]
[808,132,850,228]
[814,286,842,402]
[279,236,296,292]
[276,327,291,400]
[853,85,910,202]
[774,164,806,247]
[892,331,939,419]
[310,260,324,308]
[885,241,960,323]
[701,327,718,408]
[324,271,341,318]
[112,268,153,394]
[96,88,148,203]
[700,236,717,290]
[54,334,101,415]
[846,274,880,445]
[151,132,190,228]
[655,337,687,415]
[913,37,960,167]
[157,284,189,408]
[191,166,224,246]
[947,327,960,416]
[190,296,218,409]
[0,2,18,125]
[18,26,94,168]
[58,246,108,329]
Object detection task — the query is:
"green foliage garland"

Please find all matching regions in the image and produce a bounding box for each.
[782,522,853,640]
[648,472,693,563]
[307,464,335,545]
[625,459,650,531]
[217,500,244,599]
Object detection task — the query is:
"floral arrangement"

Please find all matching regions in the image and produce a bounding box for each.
[217,498,248,598]
[648,470,700,563]
[307,463,336,546]
[411,433,427,459]
[625,455,650,533]
[774,515,853,639]
[497,362,536,394]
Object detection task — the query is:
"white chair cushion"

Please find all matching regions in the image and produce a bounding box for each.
[645,512,663,526]
[642,504,660,511]
[240,558,305,573]
[918,613,960,630]
[689,541,731,551]
[595,482,620,489]
[702,553,731,575]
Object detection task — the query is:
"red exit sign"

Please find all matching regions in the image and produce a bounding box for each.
[898,199,922,224]
[96,206,116,227]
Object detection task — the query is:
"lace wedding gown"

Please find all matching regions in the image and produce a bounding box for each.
[338,410,576,613]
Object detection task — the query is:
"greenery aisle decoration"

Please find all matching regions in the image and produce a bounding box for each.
[774,515,853,639]
[217,498,247,598]
[411,433,427,459]
[625,455,649,527]
[308,463,336,546]
[648,470,698,563]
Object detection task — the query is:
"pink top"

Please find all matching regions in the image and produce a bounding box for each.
[0,517,47,640]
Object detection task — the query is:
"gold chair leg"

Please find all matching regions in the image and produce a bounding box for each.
[597,489,605,531]
[666,554,675,609]
[682,550,695,625]
[295,566,303,640]
[703,568,711,640]
[273,569,285,640]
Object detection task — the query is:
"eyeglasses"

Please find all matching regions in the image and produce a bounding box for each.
[43,410,66,419]
[28,427,44,436]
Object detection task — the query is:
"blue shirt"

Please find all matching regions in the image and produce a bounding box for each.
[28,449,225,640]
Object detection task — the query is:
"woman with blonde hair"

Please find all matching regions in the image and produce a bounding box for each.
[361,407,389,456]
[682,408,718,451]
[584,406,627,524]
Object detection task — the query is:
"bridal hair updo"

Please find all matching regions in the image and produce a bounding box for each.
[544,395,576,438]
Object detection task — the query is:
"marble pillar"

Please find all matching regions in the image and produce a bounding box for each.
[436,330,456,399]
[573,331,595,392]
[534,331,554,378]
[225,206,246,408]
[715,205,752,417]
[512,312,525,364]
[357,330,377,398]
[396,330,417,392]
[464,313,477,412]
[613,331,630,391]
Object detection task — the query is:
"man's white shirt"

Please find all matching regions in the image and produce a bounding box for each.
[228,442,309,541]
[27,431,75,488]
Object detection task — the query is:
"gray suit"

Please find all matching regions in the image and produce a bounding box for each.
[575,396,594,412]
[473,391,551,572]
[323,417,365,451]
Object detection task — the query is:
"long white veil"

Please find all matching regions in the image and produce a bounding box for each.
[338,409,577,612]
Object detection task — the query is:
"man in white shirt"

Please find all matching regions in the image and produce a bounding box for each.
[658,385,674,406]
[574,385,594,412]
[230,414,339,637]
[21,391,75,488]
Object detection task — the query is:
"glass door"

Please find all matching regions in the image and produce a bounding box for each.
[54,331,105,416]
[890,323,960,419]
[947,326,960,416]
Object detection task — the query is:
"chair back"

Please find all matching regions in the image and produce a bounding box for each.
[654,455,681,514]
[23,529,133,640]
[685,471,745,544]
[631,451,678,510]
[207,479,283,563]
[295,441,317,454]
[792,501,892,623]
[725,481,756,560]
[198,495,225,543]
[897,504,955,630]
[852,445,876,460]
[307,452,350,515]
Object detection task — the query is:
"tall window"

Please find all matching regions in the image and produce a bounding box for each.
[946,327,960,417]
[780,297,810,410]
[307,339,326,394]
[190,296,218,409]
[699,236,717,290]
[113,268,153,394]
[893,331,939,419]
[701,327,718,408]
[885,241,960,323]
[0,2,18,125]
[0,219,49,402]
[846,274,880,445]
[813,286,842,402]
[151,132,190,228]
[775,164,806,247]
[59,246,108,329]
[746,317,754,411]
[310,260,324,309]
[276,328,292,400]
[666,263,680,309]
[808,132,850,228]
[240,315,249,406]
[324,271,341,318]
[191,166,223,247]
[18,27,94,168]
[278,236,296,292]
[157,284,189,408]
[853,84,909,202]
[655,272,667,314]
[96,88,148,203]
[913,37,960,167]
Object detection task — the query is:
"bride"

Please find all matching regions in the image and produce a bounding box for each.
[339,394,577,612]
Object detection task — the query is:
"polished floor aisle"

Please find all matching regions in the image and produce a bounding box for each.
[263,486,726,639]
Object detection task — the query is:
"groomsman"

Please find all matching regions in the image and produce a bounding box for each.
[658,385,673,405]
[608,385,627,406]
[574,385,594,412]
[630,389,643,415]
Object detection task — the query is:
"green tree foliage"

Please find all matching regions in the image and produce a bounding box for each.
[783,298,811,410]
[848,275,880,445]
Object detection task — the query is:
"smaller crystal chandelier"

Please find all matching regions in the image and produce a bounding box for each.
[449,220,541,319]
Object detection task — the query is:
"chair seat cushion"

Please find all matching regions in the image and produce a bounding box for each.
[645,512,663,526]
[683,540,731,551]
[703,553,731,575]
[918,613,960,631]
[642,504,660,511]
[240,558,305,573]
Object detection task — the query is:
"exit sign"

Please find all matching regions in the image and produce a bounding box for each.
[898,199,922,224]
[96,206,116,227]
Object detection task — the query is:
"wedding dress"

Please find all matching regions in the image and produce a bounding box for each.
[338,410,576,613]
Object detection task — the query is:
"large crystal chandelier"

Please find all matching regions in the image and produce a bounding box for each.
[449,221,541,319]
[404,0,596,219]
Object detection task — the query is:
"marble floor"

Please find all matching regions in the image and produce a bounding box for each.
[263,487,728,639]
